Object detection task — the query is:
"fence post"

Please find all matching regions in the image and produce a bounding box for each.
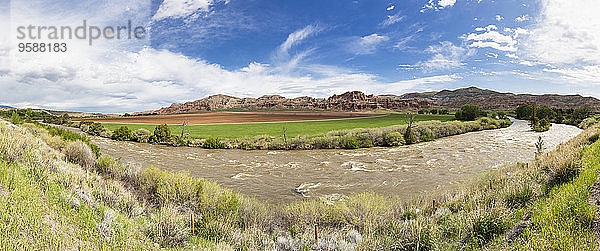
[314,224,319,245]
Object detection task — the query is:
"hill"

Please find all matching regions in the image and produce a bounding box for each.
[400,87,600,110]
[139,87,600,114]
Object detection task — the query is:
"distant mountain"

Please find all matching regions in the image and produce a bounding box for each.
[400,87,600,110]
[0,105,15,109]
[138,87,600,115]
[137,91,435,115]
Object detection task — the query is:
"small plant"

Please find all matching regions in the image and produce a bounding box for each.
[467,212,506,247]
[535,136,544,157]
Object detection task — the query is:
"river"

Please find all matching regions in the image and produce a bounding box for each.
[89,120,582,203]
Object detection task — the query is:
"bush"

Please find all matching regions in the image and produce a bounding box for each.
[132,128,152,143]
[10,111,23,125]
[404,127,416,145]
[112,126,132,141]
[383,132,404,147]
[153,124,172,143]
[63,140,97,170]
[144,205,190,247]
[455,104,482,121]
[87,122,105,136]
[203,137,227,149]
[342,137,360,149]
[578,117,597,129]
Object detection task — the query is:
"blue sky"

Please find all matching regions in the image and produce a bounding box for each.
[1,0,599,113]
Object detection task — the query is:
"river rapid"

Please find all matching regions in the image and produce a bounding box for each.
[90,120,582,203]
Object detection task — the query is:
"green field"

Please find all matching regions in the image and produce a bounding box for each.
[100,114,454,139]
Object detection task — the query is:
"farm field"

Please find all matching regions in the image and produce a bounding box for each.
[92,113,455,139]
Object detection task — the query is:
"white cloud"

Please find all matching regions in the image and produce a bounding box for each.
[386,5,395,11]
[421,0,457,12]
[438,0,457,8]
[152,0,227,21]
[381,12,406,26]
[278,25,320,56]
[515,14,530,22]
[415,41,474,71]
[518,0,600,84]
[495,15,504,21]
[349,34,390,55]
[465,29,518,52]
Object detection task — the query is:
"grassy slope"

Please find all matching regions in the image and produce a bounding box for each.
[100,114,454,139]
[2,120,599,250]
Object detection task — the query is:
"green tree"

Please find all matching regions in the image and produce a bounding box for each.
[536,105,556,121]
[87,123,105,136]
[515,105,534,120]
[455,104,481,121]
[112,126,132,141]
[10,111,23,124]
[153,124,172,143]
[571,106,593,125]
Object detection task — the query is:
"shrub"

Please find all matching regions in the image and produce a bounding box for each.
[10,111,23,125]
[144,205,190,247]
[87,122,105,136]
[112,126,132,141]
[153,124,172,143]
[342,137,360,149]
[383,132,404,147]
[203,137,227,149]
[404,127,416,145]
[99,129,113,138]
[132,128,152,143]
[63,140,97,170]
[578,117,597,129]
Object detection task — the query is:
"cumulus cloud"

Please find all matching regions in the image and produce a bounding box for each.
[515,14,530,22]
[519,0,600,85]
[465,27,518,52]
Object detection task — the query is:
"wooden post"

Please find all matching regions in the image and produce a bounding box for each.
[314,225,319,244]
[191,213,194,235]
[432,200,436,215]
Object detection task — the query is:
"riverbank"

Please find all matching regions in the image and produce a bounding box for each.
[1,119,597,249]
[73,116,511,150]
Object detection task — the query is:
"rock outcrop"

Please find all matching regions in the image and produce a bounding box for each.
[138,87,600,115]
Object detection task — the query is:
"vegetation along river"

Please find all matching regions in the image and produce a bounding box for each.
[90,119,582,203]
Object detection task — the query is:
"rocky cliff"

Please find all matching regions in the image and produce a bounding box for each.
[139,87,600,114]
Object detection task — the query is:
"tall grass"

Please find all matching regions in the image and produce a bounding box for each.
[0,119,598,250]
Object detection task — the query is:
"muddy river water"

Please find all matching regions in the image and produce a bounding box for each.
[90,120,581,203]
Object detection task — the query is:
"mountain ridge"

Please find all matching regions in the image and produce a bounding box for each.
[137,87,600,115]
